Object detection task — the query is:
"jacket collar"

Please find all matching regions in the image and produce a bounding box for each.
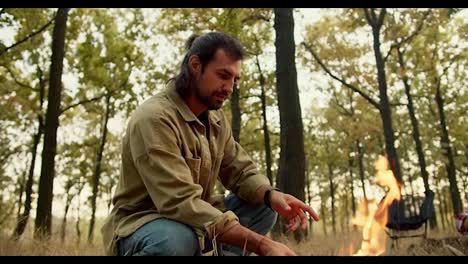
[166,81,197,122]
[166,81,221,125]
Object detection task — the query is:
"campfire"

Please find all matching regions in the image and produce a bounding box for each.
[344,155,401,256]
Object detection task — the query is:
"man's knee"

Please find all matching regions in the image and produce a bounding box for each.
[122,218,199,256]
[136,232,198,256]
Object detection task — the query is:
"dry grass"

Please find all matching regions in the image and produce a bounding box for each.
[0,233,104,256]
[1,229,465,256]
[275,229,467,256]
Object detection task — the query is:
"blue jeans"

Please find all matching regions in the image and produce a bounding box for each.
[117,193,278,256]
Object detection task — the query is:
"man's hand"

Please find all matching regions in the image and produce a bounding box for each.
[270,190,319,232]
[259,237,296,256]
[217,223,297,256]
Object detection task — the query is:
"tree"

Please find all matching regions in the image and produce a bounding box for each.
[0,8,55,239]
[301,9,432,184]
[409,9,466,216]
[34,8,70,239]
[273,8,306,240]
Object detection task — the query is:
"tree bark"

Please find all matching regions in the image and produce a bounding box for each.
[88,94,111,242]
[34,8,69,239]
[356,140,368,201]
[75,177,84,245]
[60,183,73,242]
[348,156,356,216]
[364,8,403,183]
[13,127,42,238]
[230,86,241,143]
[397,48,432,193]
[255,55,273,184]
[327,163,336,235]
[15,170,26,223]
[320,191,328,236]
[273,8,306,241]
[13,67,46,239]
[434,77,463,216]
[273,7,305,206]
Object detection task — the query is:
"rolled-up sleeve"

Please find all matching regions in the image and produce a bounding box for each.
[218,115,271,203]
[129,114,239,241]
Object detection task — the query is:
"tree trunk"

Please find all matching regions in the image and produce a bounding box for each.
[398,48,431,191]
[75,178,84,245]
[16,172,25,222]
[75,206,81,245]
[398,48,438,227]
[343,192,349,233]
[273,8,306,241]
[60,184,73,242]
[434,79,463,216]
[365,8,403,184]
[88,94,111,242]
[13,67,46,239]
[255,55,273,184]
[356,140,368,201]
[274,7,305,198]
[13,67,45,238]
[230,86,241,143]
[348,156,356,216]
[34,8,69,240]
[320,193,328,236]
[348,156,358,232]
[327,163,336,235]
[13,128,42,238]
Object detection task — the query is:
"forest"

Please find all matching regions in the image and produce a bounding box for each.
[0,8,466,256]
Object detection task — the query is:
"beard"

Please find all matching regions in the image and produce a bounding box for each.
[194,81,228,110]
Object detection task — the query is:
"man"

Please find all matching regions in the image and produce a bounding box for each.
[101,31,319,256]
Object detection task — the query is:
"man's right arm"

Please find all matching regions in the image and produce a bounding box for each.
[217,224,296,256]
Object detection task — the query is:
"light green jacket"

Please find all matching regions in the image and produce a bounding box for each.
[101,82,270,255]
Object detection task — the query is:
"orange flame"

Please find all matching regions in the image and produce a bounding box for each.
[346,155,401,256]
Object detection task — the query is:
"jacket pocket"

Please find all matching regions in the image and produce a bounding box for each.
[184,156,201,183]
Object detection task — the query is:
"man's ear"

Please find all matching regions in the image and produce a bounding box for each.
[188,55,201,75]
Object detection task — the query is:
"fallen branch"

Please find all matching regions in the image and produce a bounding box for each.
[443,244,464,256]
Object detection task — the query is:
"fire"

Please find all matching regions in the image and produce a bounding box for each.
[345,155,401,256]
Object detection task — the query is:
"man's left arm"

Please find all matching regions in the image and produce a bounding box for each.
[217,114,270,204]
[217,113,320,232]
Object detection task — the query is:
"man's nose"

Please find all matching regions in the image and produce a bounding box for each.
[222,80,234,94]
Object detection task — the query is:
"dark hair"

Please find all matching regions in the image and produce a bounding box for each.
[170,32,245,98]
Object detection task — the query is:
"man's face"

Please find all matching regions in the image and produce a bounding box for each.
[192,49,241,110]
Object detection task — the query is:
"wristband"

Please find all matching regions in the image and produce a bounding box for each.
[264,187,280,209]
